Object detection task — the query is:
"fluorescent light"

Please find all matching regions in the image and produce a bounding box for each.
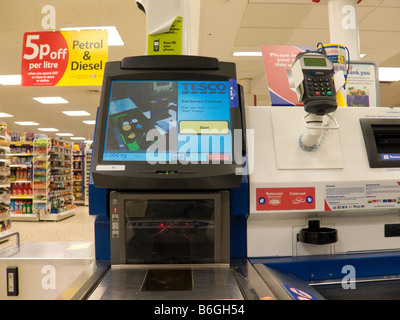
[71,137,86,140]
[34,97,69,104]
[233,51,262,57]
[83,120,96,125]
[38,128,59,132]
[0,113,13,117]
[56,133,74,137]
[15,121,39,126]
[60,26,124,46]
[0,75,21,85]
[63,111,91,116]
[84,140,93,144]
[379,67,400,82]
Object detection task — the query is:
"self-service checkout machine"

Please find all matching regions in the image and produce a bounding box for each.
[245,49,400,300]
[84,54,275,300]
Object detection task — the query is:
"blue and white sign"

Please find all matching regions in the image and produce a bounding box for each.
[381,154,400,161]
[282,284,318,300]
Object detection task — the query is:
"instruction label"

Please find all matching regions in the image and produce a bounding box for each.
[256,187,315,211]
[148,16,182,55]
[324,182,400,211]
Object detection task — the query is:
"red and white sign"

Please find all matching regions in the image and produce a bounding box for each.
[21,32,69,86]
[256,187,315,211]
[21,30,108,86]
[261,45,314,106]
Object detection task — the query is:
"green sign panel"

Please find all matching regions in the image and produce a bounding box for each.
[148,16,182,55]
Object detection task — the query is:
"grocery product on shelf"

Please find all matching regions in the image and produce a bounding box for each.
[0,123,11,231]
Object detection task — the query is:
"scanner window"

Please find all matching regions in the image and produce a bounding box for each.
[372,125,400,154]
[124,199,215,264]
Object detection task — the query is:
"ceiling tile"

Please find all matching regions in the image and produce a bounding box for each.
[241,3,313,28]
[235,28,295,47]
[287,28,330,48]
[359,7,400,31]
[298,5,329,29]
[380,0,400,7]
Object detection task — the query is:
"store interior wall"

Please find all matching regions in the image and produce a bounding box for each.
[0,0,400,140]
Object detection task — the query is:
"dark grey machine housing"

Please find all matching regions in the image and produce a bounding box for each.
[91,55,246,190]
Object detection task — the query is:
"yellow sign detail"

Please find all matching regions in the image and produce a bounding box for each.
[179,121,229,134]
[56,30,108,86]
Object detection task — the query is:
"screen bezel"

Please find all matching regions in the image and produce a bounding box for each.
[95,70,241,168]
[102,79,235,164]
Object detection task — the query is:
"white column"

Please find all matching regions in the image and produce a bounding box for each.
[136,0,197,55]
[327,0,361,60]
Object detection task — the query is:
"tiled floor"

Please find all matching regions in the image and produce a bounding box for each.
[10,205,95,243]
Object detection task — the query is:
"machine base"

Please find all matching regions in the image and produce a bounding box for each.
[87,264,244,300]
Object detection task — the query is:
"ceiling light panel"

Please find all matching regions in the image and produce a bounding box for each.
[0,75,21,85]
[15,121,39,126]
[38,128,59,132]
[56,133,74,137]
[34,97,69,104]
[0,113,13,117]
[63,111,91,116]
[379,67,400,82]
[233,51,262,57]
[83,120,96,125]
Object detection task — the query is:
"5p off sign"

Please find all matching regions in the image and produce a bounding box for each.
[21,30,108,86]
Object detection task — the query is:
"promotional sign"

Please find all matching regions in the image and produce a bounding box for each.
[345,62,378,107]
[261,45,314,106]
[256,187,315,211]
[148,16,182,56]
[21,30,108,86]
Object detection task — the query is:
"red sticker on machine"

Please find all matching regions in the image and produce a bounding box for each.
[256,187,315,211]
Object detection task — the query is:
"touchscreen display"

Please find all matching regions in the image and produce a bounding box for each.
[103,80,236,163]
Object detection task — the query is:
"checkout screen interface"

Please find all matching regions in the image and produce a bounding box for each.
[103,80,236,163]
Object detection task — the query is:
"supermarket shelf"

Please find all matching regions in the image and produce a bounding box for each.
[8,153,33,157]
[10,213,39,222]
[11,196,34,199]
[40,208,76,222]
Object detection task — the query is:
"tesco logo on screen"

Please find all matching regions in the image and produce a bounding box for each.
[181,83,227,94]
